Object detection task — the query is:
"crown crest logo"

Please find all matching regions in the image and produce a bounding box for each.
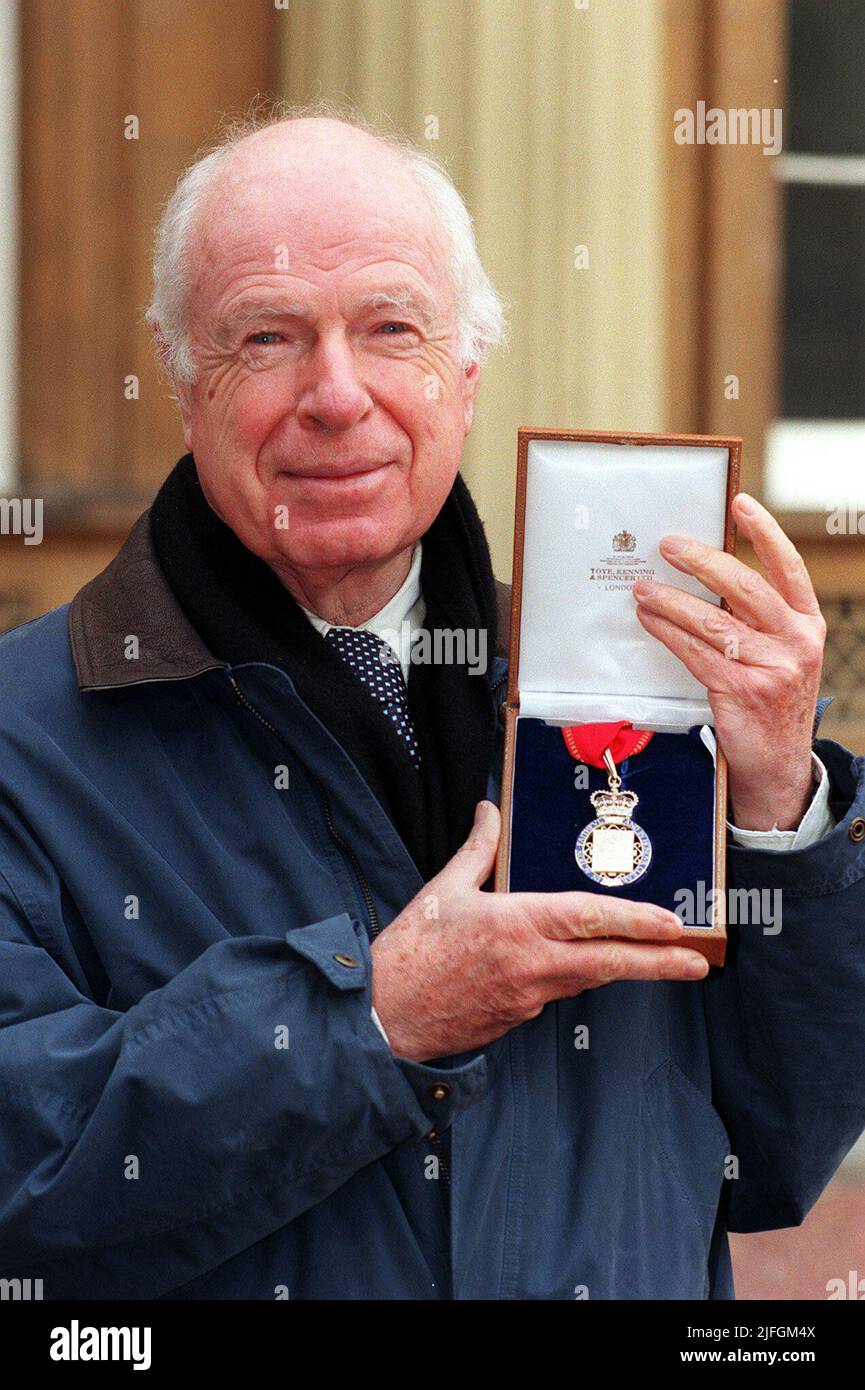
[612,529,636,552]
[589,787,639,820]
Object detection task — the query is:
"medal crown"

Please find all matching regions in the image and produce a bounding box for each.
[612,529,636,552]
[589,787,639,818]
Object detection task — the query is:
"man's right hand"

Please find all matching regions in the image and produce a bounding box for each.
[370,799,709,1062]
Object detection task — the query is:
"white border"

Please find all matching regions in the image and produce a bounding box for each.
[0,1,18,491]
[765,420,865,513]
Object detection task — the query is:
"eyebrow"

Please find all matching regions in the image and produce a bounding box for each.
[214,301,309,339]
[354,286,439,331]
[214,284,440,338]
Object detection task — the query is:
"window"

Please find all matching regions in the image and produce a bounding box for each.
[766,0,865,511]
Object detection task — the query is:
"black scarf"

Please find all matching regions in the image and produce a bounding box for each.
[149,454,501,882]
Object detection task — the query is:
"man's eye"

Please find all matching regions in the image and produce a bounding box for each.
[247,332,283,346]
[376,322,413,335]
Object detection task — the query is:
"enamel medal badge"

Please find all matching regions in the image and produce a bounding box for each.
[563,722,654,888]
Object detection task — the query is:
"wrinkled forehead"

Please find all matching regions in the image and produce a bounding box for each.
[190,133,454,314]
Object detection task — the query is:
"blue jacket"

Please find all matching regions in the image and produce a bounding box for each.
[1,515,864,1300]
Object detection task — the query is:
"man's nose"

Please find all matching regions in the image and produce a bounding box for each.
[296,333,373,431]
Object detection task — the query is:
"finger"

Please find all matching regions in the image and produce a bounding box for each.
[632,581,767,664]
[658,534,793,636]
[543,939,709,991]
[635,604,738,689]
[513,889,683,942]
[437,799,502,892]
[732,493,822,617]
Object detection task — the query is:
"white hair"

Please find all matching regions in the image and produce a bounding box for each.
[145,101,508,385]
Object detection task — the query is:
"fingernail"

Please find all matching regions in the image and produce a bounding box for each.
[684,957,708,978]
[660,536,688,555]
[633,580,656,597]
[736,493,758,514]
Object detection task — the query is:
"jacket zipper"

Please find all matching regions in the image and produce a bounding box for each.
[425,1127,451,1188]
[228,676,381,938]
[490,671,508,724]
[425,671,507,1195]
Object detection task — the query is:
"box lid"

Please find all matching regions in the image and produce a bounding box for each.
[508,431,740,731]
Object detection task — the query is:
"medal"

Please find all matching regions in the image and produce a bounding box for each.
[562,722,654,887]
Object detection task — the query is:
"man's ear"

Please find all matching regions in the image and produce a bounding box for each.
[462,360,481,435]
[153,328,174,381]
[176,388,194,452]
[154,327,194,449]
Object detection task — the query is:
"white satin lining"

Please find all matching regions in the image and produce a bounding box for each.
[517,439,730,733]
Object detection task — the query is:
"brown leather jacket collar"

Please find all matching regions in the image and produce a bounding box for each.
[69,510,512,692]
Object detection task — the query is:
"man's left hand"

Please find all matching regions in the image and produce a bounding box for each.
[631,492,827,832]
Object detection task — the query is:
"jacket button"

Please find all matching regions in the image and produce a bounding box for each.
[428,1083,451,1102]
[850,818,865,843]
[333,952,360,968]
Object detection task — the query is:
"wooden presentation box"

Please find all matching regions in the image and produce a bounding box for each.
[494,429,742,967]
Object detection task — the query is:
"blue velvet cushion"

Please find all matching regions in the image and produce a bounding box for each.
[508,718,716,915]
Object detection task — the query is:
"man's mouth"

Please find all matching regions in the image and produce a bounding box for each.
[281,460,395,484]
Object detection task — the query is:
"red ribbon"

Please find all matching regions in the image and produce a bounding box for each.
[561,720,653,769]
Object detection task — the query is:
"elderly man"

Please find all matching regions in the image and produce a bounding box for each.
[1,113,864,1302]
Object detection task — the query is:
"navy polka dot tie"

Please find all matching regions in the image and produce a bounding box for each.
[324,626,421,769]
